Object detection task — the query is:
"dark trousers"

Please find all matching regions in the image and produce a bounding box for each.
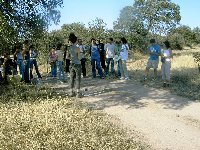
[81,58,86,77]
[24,60,30,83]
[100,53,106,70]
[65,59,70,73]
[30,59,42,79]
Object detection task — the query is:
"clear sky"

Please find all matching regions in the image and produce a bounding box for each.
[49,0,200,31]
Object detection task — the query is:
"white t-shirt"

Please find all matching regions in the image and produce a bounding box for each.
[105,43,115,58]
[162,49,171,62]
[120,44,129,61]
[77,44,85,59]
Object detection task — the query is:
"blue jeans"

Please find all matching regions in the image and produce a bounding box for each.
[30,59,42,79]
[91,59,103,78]
[57,61,65,80]
[106,58,114,75]
[51,62,57,77]
[17,60,25,80]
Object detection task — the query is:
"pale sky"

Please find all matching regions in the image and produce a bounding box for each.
[49,0,200,31]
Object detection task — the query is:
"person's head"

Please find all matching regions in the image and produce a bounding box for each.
[23,39,29,50]
[91,38,96,45]
[15,44,21,52]
[163,40,170,49]
[121,37,127,44]
[150,39,156,44]
[96,39,100,44]
[4,52,9,59]
[99,38,104,43]
[56,43,62,50]
[78,38,82,45]
[108,38,113,43]
[115,40,121,45]
[29,45,34,50]
[68,33,77,44]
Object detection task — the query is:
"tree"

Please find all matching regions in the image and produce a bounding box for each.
[132,0,181,34]
[0,0,63,52]
[114,0,181,51]
[193,27,200,45]
[61,22,88,44]
[88,18,107,40]
[168,25,195,49]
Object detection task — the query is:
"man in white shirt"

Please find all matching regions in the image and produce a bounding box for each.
[104,38,115,76]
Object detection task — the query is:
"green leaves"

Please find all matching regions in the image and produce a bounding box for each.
[0,0,63,52]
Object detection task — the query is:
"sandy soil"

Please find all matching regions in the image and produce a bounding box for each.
[43,76,200,150]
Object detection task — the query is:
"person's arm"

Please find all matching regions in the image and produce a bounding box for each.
[76,47,81,60]
[14,50,18,57]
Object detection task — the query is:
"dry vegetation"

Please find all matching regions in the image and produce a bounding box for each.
[0,83,144,150]
[128,47,200,100]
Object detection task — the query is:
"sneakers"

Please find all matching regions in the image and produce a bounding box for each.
[120,77,125,80]
[68,91,76,97]
[163,82,167,87]
[76,92,83,98]
[68,91,83,98]
[125,77,130,80]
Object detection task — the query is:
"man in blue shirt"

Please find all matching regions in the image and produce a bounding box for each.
[144,39,161,80]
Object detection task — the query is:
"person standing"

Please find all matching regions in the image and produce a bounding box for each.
[114,40,122,78]
[56,43,65,81]
[161,40,173,87]
[29,45,42,80]
[105,38,115,76]
[68,33,82,98]
[64,45,71,76]
[49,48,57,78]
[89,38,104,79]
[96,39,106,72]
[144,39,161,80]
[119,37,129,80]
[14,44,25,82]
[22,39,31,83]
[77,38,86,78]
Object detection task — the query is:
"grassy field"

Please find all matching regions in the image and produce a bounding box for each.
[0,83,145,150]
[128,47,200,100]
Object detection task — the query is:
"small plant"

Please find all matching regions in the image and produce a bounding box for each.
[193,52,200,73]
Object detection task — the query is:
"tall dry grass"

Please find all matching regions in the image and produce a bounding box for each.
[0,84,144,150]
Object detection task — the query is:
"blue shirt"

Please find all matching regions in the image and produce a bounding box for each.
[90,45,100,60]
[149,44,161,60]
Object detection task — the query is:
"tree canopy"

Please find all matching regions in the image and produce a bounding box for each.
[0,0,63,52]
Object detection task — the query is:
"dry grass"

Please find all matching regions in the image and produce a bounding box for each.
[128,48,200,100]
[0,84,144,150]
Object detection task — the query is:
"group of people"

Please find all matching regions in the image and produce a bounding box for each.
[0,40,42,84]
[0,33,173,98]
[144,39,173,87]
[47,34,130,98]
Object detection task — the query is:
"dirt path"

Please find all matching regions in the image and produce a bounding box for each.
[43,76,200,150]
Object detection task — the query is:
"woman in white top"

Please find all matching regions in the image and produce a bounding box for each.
[119,37,129,80]
[161,40,173,87]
